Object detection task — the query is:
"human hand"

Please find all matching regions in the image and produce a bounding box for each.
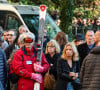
[72,73,78,80]
[34,63,44,73]
[7,59,12,65]
[50,64,53,66]
[31,73,42,83]
[69,72,76,77]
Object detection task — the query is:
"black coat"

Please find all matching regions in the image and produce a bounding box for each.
[4,44,16,60]
[77,42,95,67]
[45,53,60,80]
[55,58,80,90]
[4,44,18,90]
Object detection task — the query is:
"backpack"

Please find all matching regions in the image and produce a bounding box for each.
[9,55,24,84]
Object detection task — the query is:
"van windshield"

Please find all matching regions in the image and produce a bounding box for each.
[21,15,39,34]
[21,15,39,41]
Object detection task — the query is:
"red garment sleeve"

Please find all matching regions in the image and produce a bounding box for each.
[12,53,32,79]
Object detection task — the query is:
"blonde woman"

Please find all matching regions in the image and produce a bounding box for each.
[45,39,60,80]
[55,43,80,90]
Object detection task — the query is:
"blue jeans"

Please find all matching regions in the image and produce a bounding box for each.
[67,82,74,90]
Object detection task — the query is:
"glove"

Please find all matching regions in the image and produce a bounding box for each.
[31,73,42,83]
[34,63,44,73]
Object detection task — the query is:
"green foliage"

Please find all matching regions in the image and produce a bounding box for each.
[9,0,100,41]
[8,0,59,12]
[59,0,74,41]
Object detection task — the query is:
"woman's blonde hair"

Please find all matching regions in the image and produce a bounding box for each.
[45,39,60,54]
[61,43,79,61]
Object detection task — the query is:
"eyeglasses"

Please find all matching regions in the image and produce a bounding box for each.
[47,46,55,48]
[24,38,33,43]
[7,34,14,36]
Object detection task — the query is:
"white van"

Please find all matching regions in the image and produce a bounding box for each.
[0,3,61,40]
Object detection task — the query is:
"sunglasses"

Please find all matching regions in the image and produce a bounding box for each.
[24,38,33,43]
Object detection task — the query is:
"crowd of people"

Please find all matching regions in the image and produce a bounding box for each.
[0,23,100,90]
[72,17,100,35]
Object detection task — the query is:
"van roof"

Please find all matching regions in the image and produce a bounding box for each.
[14,5,39,14]
[0,4,39,14]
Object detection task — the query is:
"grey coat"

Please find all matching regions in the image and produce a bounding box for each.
[80,46,100,90]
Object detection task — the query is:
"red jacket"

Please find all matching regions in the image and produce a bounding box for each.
[12,46,49,90]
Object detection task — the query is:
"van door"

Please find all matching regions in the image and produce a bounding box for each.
[0,11,6,30]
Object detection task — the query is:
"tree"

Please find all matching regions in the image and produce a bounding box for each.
[59,0,74,40]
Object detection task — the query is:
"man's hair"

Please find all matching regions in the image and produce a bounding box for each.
[19,25,27,32]
[8,29,17,36]
[86,30,94,36]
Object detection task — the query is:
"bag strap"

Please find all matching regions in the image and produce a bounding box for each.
[11,54,24,72]
[21,55,24,62]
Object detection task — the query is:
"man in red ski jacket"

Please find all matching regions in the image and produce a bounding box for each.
[12,32,49,90]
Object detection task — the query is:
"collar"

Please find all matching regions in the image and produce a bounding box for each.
[21,46,37,55]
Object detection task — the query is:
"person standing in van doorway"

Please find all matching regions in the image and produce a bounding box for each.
[12,32,49,90]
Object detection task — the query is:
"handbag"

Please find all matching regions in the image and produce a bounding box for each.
[9,73,19,84]
[9,55,24,84]
[43,70,55,90]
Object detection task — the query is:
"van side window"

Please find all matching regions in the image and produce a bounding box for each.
[0,11,6,30]
[7,16,19,30]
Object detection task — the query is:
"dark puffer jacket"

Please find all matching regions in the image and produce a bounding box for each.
[80,46,100,90]
[0,48,7,89]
